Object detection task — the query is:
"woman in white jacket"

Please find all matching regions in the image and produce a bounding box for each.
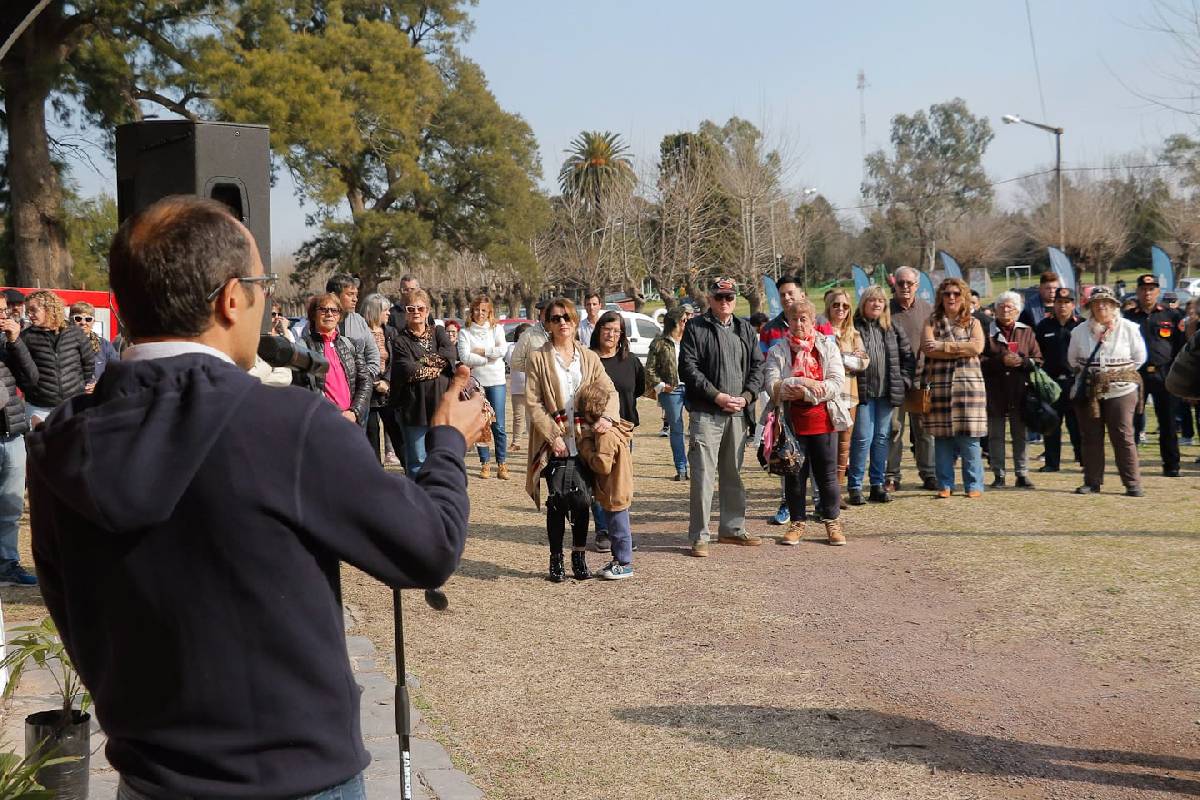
[458,294,510,479]
[1067,286,1147,496]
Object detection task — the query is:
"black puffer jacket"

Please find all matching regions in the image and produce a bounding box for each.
[0,338,37,435]
[299,330,372,423]
[853,315,915,408]
[19,325,94,409]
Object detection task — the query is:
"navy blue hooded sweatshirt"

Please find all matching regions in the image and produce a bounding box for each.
[26,353,469,797]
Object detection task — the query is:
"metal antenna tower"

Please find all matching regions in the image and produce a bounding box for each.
[857,69,869,189]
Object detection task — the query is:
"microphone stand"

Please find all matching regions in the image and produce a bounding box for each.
[394,588,448,800]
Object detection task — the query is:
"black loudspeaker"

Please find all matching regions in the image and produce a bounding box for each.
[115,120,271,269]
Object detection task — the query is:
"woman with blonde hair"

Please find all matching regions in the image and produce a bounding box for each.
[847,285,915,504]
[392,288,458,475]
[68,300,119,385]
[361,292,404,467]
[921,278,987,498]
[824,289,866,509]
[19,291,93,423]
[458,294,509,479]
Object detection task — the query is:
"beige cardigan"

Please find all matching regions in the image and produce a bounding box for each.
[523,340,618,508]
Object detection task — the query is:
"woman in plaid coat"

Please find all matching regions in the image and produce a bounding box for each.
[920,278,987,498]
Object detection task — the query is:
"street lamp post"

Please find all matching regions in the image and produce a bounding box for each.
[1002,114,1064,250]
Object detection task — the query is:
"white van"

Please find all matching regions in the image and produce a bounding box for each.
[616,311,662,363]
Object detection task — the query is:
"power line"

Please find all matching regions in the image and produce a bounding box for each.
[1024,0,1049,125]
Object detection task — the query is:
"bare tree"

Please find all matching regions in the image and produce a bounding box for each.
[713,126,788,313]
[940,212,1021,271]
[1026,177,1134,285]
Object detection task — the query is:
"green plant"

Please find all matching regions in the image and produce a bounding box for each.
[0,747,76,800]
[1,619,90,719]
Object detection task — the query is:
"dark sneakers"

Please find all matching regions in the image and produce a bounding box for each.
[921,476,939,491]
[868,485,892,503]
[1015,475,1035,489]
[1125,486,1145,497]
[594,531,611,553]
[1075,485,1100,495]
[0,561,37,587]
[1037,465,1060,473]
[847,489,866,506]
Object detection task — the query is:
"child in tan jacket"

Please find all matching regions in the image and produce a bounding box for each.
[575,382,635,580]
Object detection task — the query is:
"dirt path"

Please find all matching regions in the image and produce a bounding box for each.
[342,405,1200,800]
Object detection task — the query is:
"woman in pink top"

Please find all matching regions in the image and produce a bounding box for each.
[300,292,371,425]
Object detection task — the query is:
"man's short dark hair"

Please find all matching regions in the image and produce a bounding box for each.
[325,274,360,295]
[584,291,602,303]
[776,274,801,292]
[1040,271,1059,284]
[109,195,253,339]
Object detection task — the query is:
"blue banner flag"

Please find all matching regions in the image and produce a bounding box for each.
[1047,247,1076,291]
[762,275,782,318]
[937,250,963,280]
[851,264,871,297]
[1151,245,1175,291]
[917,270,936,305]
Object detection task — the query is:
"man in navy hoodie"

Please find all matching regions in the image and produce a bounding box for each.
[26,196,486,799]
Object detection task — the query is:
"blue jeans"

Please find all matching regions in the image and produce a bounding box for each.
[403,425,430,476]
[934,435,984,494]
[592,502,607,535]
[847,398,895,491]
[658,387,687,474]
[476,384,508,464]
[0,434,24,563]
[605,507,633,565]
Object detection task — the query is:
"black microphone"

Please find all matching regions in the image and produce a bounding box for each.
[257,334,330,378]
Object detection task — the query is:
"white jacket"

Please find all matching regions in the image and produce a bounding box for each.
[457,322,507,387]
[1068,317,1146,400]
[762,333,851,431]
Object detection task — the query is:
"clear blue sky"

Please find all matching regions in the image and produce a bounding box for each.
[71,0,1200,259]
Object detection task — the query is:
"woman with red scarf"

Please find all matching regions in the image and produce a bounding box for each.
[764,298,851,547]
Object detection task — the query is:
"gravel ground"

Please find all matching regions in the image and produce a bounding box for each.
[340,398,1200,800]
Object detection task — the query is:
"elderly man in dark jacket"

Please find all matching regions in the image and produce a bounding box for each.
[679,277,765,557]
[885,266,937,491]
[26,196,486,799]
[0,294,37,586]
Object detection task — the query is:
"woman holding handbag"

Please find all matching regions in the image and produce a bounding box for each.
[824,289,866,509]
[921,278,987,498]
[524,299,619,582]
[763,298,850,546]
[1067,286,1146,496]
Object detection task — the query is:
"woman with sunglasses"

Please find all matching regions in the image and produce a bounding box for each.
[921,278,987,498]
[391,288,458,475]
[524,299,618,581]
[69,301,119,387]
[847,286,914,505]
[824,289,866,509]
[19,291,94,425]
[299,292,371,428]
[458,294,509,479]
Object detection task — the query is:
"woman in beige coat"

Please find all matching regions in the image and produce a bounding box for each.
[525,298,618,582]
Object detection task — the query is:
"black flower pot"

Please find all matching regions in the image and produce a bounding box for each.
[25,709,91,800]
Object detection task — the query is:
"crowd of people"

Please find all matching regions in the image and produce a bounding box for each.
[2,253,1197,590]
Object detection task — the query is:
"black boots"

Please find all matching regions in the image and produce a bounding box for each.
[868,485,892,503]
[547,552,565,583]
[571,550,591,580]
[847,489,866,506]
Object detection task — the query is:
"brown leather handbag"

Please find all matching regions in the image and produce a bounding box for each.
[903,384,931,415]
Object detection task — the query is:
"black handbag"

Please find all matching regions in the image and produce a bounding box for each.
[757,403,805,476]
[542,457,592,514]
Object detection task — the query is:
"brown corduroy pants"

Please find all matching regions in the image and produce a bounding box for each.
[1074,392,1141,490]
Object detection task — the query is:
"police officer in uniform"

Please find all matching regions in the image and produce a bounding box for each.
[1034,287,1082,472]
[1126,273,1185,476]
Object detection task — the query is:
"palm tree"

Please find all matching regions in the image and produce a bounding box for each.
[558,131,635,207]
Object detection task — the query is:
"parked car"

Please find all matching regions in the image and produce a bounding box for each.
[614,310,661,363]
[1177,277,1200,296]
[498,318,535,342]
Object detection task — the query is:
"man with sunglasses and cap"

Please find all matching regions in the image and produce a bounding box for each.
[1034,287,1083,472]
[1126,273,1186,476]
[679,277,765,556]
